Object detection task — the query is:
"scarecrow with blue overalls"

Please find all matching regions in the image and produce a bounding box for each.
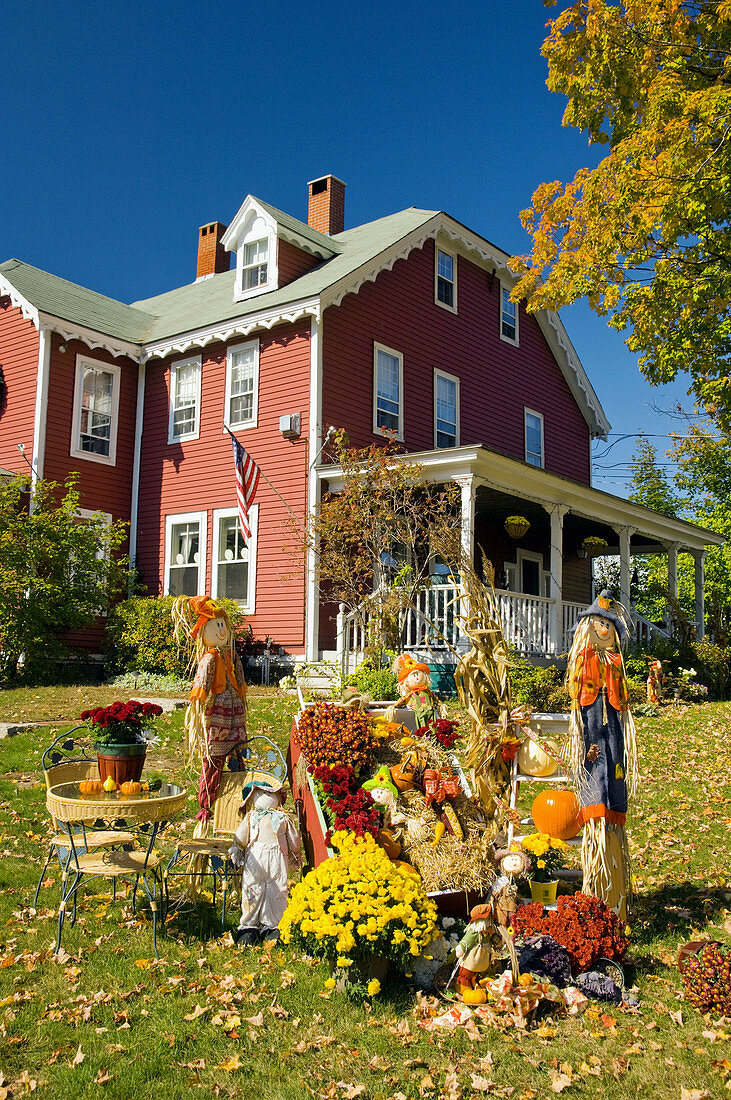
[566,591,638,921]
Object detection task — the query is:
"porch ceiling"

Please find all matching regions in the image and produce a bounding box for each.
[318,443,724,553]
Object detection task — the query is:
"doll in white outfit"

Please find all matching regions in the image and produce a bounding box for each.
[229,777,302,946]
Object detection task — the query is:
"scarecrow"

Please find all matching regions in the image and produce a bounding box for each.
[172,595,248,836]
[647,659,664,704]
[386,654,447,728]
[229,777,301,945]
[566,590,638,921]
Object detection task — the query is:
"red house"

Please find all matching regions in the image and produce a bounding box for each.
[0,176,721,666]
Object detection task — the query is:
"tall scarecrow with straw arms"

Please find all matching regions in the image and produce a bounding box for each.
[566,590,638,921]
[172,596,248,835]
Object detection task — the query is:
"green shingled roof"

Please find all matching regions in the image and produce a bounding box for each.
[255,199,344,256]
[1,207,440,348]
[0,258,156,343]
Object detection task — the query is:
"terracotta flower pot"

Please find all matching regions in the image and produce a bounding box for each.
[95,741,147,785]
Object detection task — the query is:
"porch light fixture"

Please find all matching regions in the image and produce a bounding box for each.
[505,515,530,539]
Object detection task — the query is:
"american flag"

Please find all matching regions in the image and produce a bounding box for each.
[227,428,260,544]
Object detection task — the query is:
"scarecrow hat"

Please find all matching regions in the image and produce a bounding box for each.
[469,903,494,923]
[189,595,225,638]
[361,765,399,800]
[239,775,287,812]
[394,654,431,684]
[576,589,627,642]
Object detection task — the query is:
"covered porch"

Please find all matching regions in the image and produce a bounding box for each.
[319,444,723,668]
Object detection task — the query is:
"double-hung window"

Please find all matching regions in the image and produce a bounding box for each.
[434,369,460,448]
[164,511,207,596]
[70,355,121,466]
[524,408,544,468]
[212,506,257,612]
[168,356,201,442]
[242,239,268,291]
[225,341,258,429]
[501,285,518,344]
[435,248,457,311]
[373,343,403,439]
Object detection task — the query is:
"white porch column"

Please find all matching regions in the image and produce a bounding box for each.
[666,541,680,630]
[545,504,568,654]
[614,525,635,612]
[460,477,476,563]
[692,549,707,640]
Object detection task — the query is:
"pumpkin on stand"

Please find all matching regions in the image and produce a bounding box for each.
[531,789,581,840]
[517,737,559,778]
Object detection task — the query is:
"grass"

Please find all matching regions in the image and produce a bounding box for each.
[0,688,729,1099]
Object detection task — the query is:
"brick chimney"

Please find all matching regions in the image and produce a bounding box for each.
[196,221,230,279]
[307,176,346,235]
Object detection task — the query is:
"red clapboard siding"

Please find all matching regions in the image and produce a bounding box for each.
[0,301,40,473]
[42,337,138,529]
[277,239,321,286]
[322,239,591,484]
[136,321,311,652]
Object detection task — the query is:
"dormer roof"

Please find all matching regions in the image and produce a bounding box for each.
[221,195,342,260]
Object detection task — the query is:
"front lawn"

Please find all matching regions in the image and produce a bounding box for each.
[0,690,729,1099]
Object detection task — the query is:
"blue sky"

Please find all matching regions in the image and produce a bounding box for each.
[1,0,690,494]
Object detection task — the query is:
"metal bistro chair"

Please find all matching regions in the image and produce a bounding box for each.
[165,735,287,932]
[35,727,136,910]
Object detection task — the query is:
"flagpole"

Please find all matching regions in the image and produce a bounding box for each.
[224,425,308,533]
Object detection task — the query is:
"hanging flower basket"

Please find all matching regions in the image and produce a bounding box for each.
[505,515,530,539]
[582,536,609,558]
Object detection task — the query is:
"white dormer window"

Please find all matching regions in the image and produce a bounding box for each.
[242,239,268,290]
[221,198,279,302]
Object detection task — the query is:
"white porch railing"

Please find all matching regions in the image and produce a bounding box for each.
[336,584,592,673]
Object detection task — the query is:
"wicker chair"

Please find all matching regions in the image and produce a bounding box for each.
[165,735,287,932]
[35,727,136,909]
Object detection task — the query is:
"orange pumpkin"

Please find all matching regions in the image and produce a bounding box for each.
[120,781,142,796]
[79,779,102,795]
[531,789,581,839]
[460,985,487,1005]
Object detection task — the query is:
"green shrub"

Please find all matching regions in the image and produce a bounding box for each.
[685,639,731,699]
[509,655,566,712]
[344,654,399,701]
[106,596,248,676]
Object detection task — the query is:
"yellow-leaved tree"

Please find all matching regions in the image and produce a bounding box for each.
[513,0,731,422]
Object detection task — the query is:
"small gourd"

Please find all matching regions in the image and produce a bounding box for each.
[460,985,487,1005]
[103,775,118,792]
[120,781,142,796]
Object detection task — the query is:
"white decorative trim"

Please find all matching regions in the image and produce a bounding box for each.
[38,313,142,361]
[305,315,322,661]
[211,505,258,614]
[164,510,208,597]
[128,361,146,583]
[168,355,202,444]
[141,298,321,362]
[69,354,122,467]
[541,309,610,439]
[30,327,51,495]
[434,368,460,449]
[224,340,259,431]
[373,342,404,441]
[0,273,40,328]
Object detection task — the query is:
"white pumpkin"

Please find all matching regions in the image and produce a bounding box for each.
[517,737,559,777]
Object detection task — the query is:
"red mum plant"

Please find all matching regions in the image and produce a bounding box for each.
[312,763,382,840]
[81,700,164,746]
[414,717,460,749]
[513,892,628,973]
[296,703,375,773]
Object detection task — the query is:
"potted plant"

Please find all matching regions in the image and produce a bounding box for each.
[505,515,530,539]
[81,700,164,785]
[520,831,570,906]
[581,536,609,558]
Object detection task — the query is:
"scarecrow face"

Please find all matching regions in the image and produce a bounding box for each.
[368,784,393,805]
[404,668,429,692]
[201,615,230,648]
[251,789,282,812]
[586,615,618,651]
[501,852,528,877]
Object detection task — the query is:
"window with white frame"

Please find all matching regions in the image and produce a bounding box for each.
[373,343,403,438]
[212,506,257,612]
[74,508,113,614]
[242,239,268,291]
[435,248,457,310]
[168,356,201,442]
[434,369,460,448]
[164,512,206,596]
[225,341,259,429]
[524,408,544,468]
[70,355,121,465]
[500,286,518,344]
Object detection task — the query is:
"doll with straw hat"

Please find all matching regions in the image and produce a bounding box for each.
[385,653,447,727]
[172,595,248,836]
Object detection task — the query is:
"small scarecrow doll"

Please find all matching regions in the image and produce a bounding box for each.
[172,595,248,836]
[566,590,638,921]
[455,903,505,993]
[229,777,302,945]
[386,654,447,728]
[647,659,664,704]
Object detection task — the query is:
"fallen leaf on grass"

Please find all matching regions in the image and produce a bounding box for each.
[217,1055,243,1072]
[443,1066,461,1100]
[470,1074,493,1092]
[183,1004,209,1021]
[418,1075,435,1096]
[244,1010,264,1027]
[548,1070,572,1093]
[69,1045,84,1068]
[336,1084,366,1098]
[680,1090,710,1100]
[93,1070,112,1085]
[670,1009,684,1026]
